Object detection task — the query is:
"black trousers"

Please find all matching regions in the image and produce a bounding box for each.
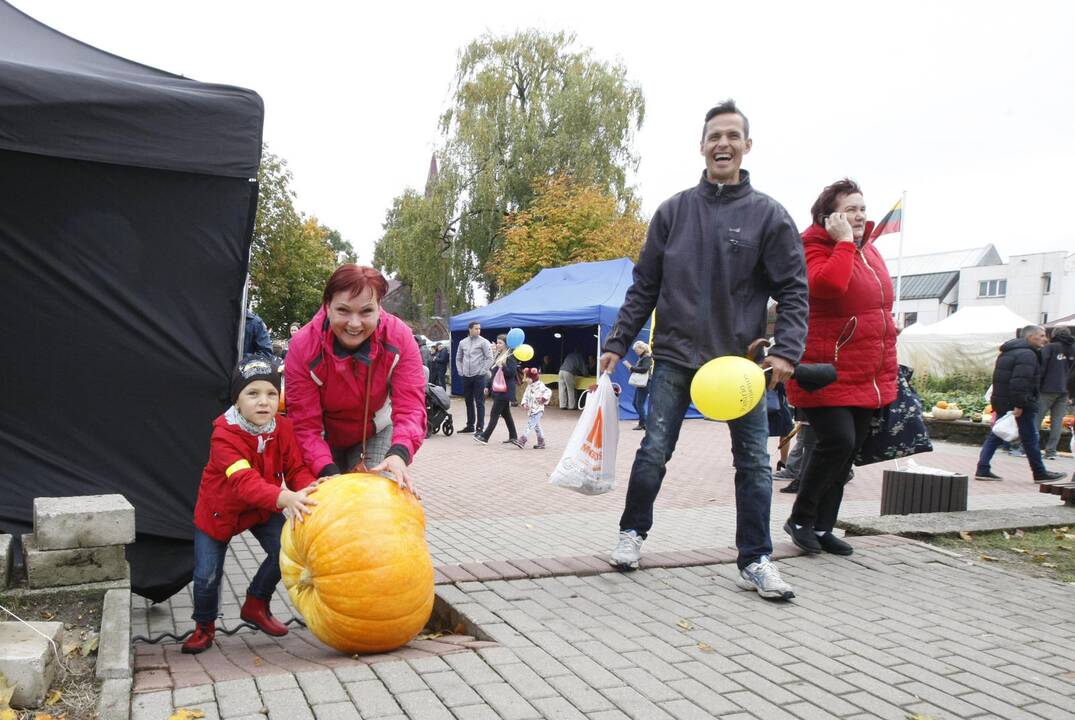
[461,374,486,430]
[482,395,517,440]
[790,406,873,532]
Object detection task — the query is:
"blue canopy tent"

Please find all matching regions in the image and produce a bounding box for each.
[450,258,671,420]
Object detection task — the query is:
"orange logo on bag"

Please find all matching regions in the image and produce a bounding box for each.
[581,407,603,466]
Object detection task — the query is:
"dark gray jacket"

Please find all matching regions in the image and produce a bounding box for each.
[604,171,808,368]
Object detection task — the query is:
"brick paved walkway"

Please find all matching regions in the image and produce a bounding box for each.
[131,408,1075,719]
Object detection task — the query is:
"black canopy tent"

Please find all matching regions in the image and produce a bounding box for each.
[0,1,264,601]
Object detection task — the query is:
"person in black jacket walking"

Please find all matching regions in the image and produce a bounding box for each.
[623,341,653,430]
[600,100,808,600]
[1038,327,1074,459]
[976,325,1066,482]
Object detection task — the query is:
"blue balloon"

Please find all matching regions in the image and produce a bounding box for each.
[506,328,525,349]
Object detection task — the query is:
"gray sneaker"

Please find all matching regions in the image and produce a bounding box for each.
[735,556,795,600]
[609,530,644,569]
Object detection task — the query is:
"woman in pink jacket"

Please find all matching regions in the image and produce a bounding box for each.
[284,265,427,494]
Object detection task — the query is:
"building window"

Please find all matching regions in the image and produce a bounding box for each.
[903,312,918,327]
[1042,272,1052,294]
[1041,312,1049,324]
[978,279,1006,298]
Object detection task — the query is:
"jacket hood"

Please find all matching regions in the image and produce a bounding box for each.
[802,220,877,247]
[1050,335,1074,349]
[1000,338,1036,353]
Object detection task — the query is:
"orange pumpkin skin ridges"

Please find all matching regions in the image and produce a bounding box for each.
[279,473,434,653]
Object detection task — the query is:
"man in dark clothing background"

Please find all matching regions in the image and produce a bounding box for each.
[1038,327,1074,459]
[243,310,273,358]
[975,325,1066,482]
[431,343,450,389]
[600,99,808,601]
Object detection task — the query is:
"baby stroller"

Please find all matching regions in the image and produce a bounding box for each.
[426,383,453,437]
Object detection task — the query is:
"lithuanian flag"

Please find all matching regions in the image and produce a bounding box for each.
[871,199,902,240]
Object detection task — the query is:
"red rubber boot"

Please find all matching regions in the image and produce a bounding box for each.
[240,595,289,636]
[181,621,216,654]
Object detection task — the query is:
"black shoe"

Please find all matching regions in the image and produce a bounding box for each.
[460,426,474,434]
[502,439,516,444]
[817,532,853,556]
[473,434,488,445]
[974,470,1003,481]
[1044,451,1058,460]
[779,478,800,494]
[1034,470,1066,483]
[632,425,645,431]
[784,520,821,554]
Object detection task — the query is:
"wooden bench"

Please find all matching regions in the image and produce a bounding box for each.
[880,470,968,515]
[1038,481,1075,506]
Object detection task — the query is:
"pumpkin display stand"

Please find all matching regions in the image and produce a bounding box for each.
[280,473,434,654]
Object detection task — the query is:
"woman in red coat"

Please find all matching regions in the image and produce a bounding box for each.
[785,179,898,555]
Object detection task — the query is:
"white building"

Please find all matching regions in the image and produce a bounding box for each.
[883,245,1001,326]
[882,244,1075,328]
[959,251,1075,326]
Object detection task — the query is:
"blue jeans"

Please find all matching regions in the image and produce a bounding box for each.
[461,374,487,430]
[191,512,285,623]
[977,409,1046,477]
[619,361,773,569]
[632,385,649,426]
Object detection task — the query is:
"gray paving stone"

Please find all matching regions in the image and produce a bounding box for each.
[722,690,798,720]
[185,703,223,720]
[494,661,558,700]
[395,689,455,719]
[610,667,681,703]
[132,690,174,720]
[443,651,504,686]
[546,674,615,714]
[173,683,216,707]
[312,702,362,720]
[297,669,349,705]
[423,671,484,708]
[263,688,316,720]
[333,664,376,683]
[656,699,717,720]
[473,681,542,720]
[561,655,626,690]
[599,686,676,720]
[215,678,261,718]
[257,673,299,692]
[450,704,507,720]
[530,695,588,719]
[345,679,402,718]
[664,678,738,716]
[408,655,452,674]
[373,661,428,694]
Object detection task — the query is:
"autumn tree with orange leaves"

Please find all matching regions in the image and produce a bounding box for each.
[489,174,647,293]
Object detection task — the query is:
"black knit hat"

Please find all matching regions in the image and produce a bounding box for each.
[230,355,281,403]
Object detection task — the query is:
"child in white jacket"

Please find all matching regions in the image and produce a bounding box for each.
[512,368,551,449]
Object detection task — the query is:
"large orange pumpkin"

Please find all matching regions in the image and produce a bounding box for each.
[279,473,434,653]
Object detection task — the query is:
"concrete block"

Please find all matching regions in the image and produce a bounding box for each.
[97,588,132,679]
[33,494,135,550]
[22,534,128,588]
[0,534,11,589]
[0,620,63,708]
[97,677,132,720]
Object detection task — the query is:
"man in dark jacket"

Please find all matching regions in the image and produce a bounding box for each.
[976,325,1066,482]
[1038,327,1074,458]
[243,310,273,358]
[430,343,450,389]
[600,100,808,600]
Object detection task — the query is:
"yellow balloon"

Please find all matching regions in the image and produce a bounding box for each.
[690,356,766,421]
[513,343,534,361]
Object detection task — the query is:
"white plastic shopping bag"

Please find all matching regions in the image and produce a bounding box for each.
[549,374,619,495]
[992,411,1019,443]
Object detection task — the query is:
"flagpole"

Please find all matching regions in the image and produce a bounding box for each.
[894,190,906,325]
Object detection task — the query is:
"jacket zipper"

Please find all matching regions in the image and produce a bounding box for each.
[858,247,886,407]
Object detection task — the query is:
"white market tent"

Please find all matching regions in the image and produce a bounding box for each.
[897,305,1033,378]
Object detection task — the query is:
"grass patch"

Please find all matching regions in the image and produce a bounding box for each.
[930,526,1075,584]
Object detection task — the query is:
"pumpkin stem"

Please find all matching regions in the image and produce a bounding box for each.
[299,568,314,587]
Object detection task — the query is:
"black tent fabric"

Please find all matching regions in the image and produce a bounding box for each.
[0,1,264,602]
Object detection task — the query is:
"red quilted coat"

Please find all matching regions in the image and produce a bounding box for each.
[786,221,898,409]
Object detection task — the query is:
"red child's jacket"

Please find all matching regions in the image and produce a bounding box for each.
[193,410,317,542]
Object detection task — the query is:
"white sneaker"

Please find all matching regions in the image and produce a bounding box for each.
[609,530,644,569]
[735,556,795,600]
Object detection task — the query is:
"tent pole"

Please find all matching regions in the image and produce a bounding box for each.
[894,190,906,326]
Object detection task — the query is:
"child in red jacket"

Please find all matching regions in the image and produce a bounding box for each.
[183,355,319,654]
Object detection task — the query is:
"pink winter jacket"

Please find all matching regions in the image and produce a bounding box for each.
[284,307,427,475]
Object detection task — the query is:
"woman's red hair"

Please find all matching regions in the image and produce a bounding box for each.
[322,264,389,306]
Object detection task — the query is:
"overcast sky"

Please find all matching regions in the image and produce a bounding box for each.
[15,0,1075,269]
